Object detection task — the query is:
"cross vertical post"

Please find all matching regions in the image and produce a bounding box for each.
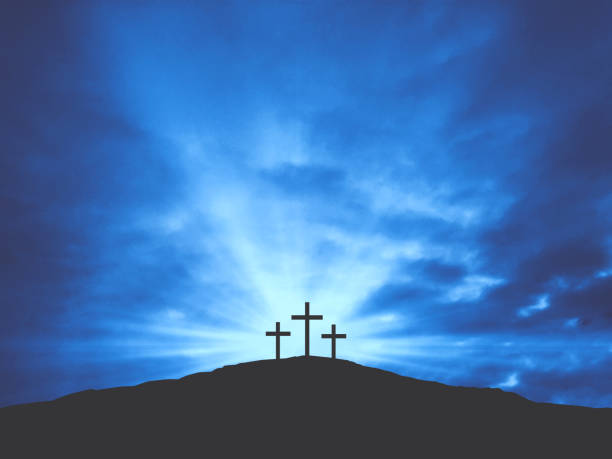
[291,301,323,357]
[321,324,347,359]
[265,321,291,360]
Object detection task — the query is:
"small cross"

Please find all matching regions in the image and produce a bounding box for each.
[291,301,323,357]
[265,321,291,360]
[321,324,346,359]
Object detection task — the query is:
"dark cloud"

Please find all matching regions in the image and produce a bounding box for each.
[0,1,199,405]
[519,355,612,406]
[426,0,612,335]
[551,277,612,327]
[420,260,467,284]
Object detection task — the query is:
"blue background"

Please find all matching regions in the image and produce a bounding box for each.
[1,0,611,407]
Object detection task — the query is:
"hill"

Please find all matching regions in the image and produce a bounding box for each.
[1,357,610,456]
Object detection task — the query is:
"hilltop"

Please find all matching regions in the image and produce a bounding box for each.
[1,357,610,456]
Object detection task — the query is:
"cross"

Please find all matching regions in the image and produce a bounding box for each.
[291,301,323,357]
[265,322,291,360]
[321,324,346,359]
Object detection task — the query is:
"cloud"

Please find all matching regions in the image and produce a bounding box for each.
[498,372,520,389]
[519,355,612,407]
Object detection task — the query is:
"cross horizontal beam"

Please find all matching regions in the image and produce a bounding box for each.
[291,314,323,320]
[322,333,346,339]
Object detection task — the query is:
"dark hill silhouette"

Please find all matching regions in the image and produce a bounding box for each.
[1,357,610,457]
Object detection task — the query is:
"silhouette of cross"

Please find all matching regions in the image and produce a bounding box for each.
[291,301,323,357]
[321,324,346,359]
[265,322,291,360]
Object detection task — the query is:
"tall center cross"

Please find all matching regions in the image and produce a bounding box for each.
[321,324,347,359]
[291,301,323,357]
[265,322,291,360]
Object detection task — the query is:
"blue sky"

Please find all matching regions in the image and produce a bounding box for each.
[1,0,611,407]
